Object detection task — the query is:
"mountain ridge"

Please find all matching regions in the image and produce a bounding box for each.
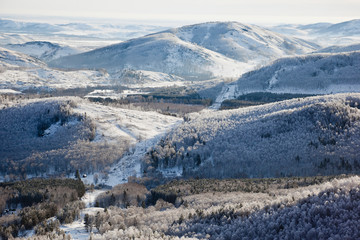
[49,21,319,80]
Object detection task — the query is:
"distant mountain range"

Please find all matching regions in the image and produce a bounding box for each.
[270,19,360,46]
[315,43,360,54]
[271,19,360,37]
[0,18,168,41]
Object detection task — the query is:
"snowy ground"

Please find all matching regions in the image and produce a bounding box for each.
[60,190,105,240]
[0,67,111,91]
[74,99,181,145]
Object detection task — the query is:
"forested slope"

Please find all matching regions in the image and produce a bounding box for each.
[142,93,360,178]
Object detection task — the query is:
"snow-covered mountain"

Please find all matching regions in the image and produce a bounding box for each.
[234,51,360,95]
[0,47,45,68]
[142,93,360,178]
[5,41,80,62]
[49,32,250,80]
[315,43,360,54]
[164,22,319,62]
[49,22,320,80]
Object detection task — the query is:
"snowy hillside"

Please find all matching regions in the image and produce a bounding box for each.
[165,22,319,62]
[167,176,360,240]
[6,41,80,61]
[111,68,187,88]
[0,97,180,179]
[234,51,360,95]
[0,47,45,68]
[0,67,111,91]
[49,32,250,80]
[142,93,360,178]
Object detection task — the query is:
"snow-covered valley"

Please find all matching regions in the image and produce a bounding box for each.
[1,16,360,240]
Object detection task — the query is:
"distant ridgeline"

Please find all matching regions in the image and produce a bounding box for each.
[220,92,315,110]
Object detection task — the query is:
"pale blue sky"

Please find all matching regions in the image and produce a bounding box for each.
[0,0,359,25]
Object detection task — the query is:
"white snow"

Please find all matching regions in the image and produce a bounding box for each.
[74,99,181,145]
[0,88,22,94]
[60,190,106,240]
[0,67,111,91]
[43,121,61,136]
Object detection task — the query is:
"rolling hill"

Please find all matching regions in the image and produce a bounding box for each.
[142,93,360,178]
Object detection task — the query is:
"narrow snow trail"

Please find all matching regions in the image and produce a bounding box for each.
[103,132,176,187]
[209,83,238,110]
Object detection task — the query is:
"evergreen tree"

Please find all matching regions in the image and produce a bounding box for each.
[75,169,81,180]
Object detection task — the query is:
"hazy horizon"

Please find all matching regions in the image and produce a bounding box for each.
[1,0,359,27]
